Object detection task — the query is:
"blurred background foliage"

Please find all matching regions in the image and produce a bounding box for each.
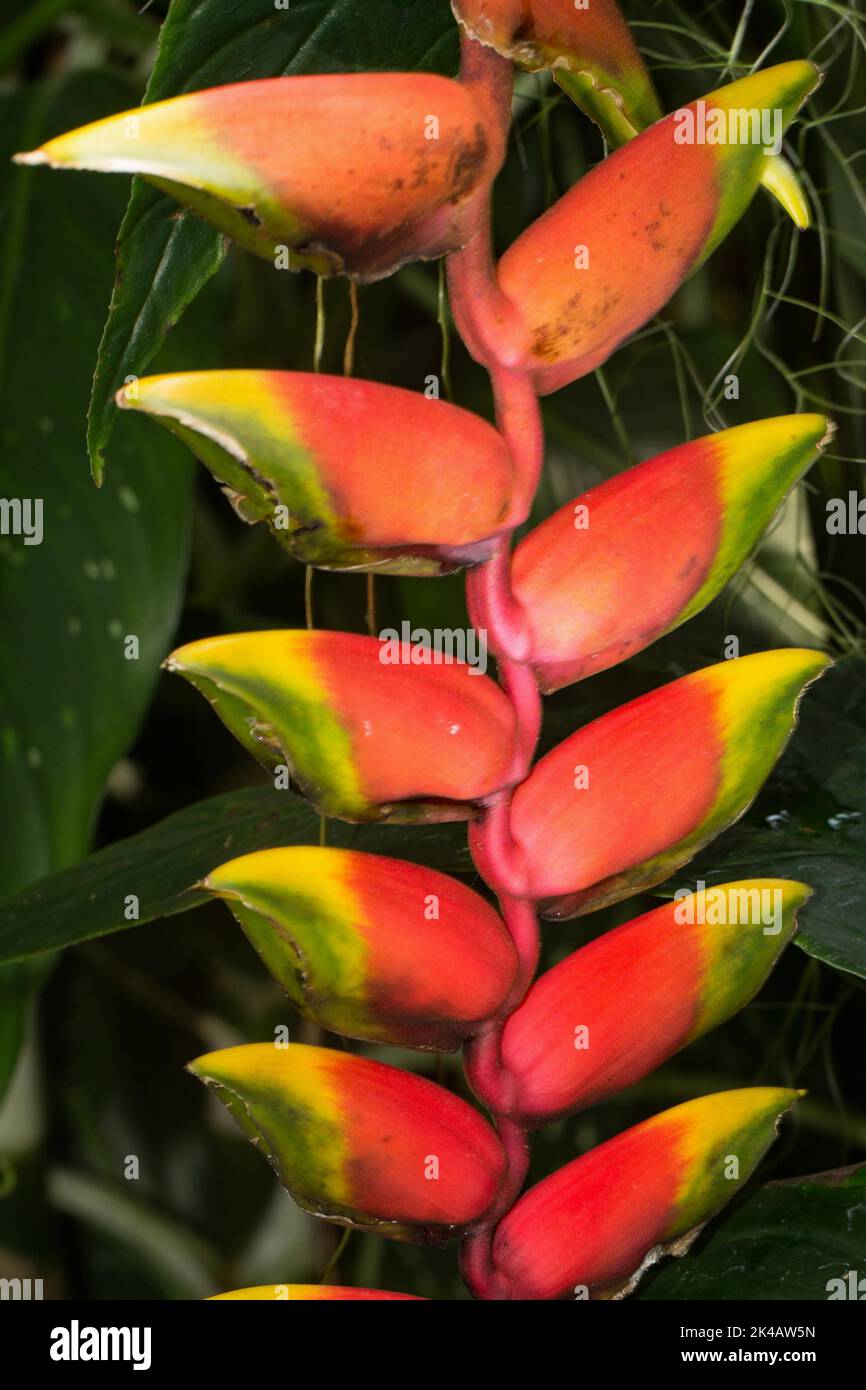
[0,0,864,1300]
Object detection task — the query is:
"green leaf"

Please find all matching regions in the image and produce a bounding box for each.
[0,0,156,71]
[637,1164,866,1300]
[0,72,196,886]
[0,788,472,966]
[0,72,199,1096]
[86,0,459,480]
[682,661,866,982]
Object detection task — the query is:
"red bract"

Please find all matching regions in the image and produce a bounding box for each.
[465,0,811,225]
[487,1089,801,1299]
[497,649,829,916]
[510,416,830,691]
[166,630,519,822]
[118,371,522,573]
[498,881,810,1125]
[203,846,518,1050]
[453,0,662,143]
[188,1043,507,1243]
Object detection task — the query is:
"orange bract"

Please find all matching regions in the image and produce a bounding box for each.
[15,74,505,280]
[496,63,820,392]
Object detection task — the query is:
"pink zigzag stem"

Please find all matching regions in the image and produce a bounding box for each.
[450,31,545,1301]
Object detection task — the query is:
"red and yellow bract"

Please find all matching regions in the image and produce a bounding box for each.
[188,1043,507,1243]
[490,1088,800,1299]
[511,416,830,691]
[498,649,829,916]
[495,64,821,391]
[204,846,517,1050]
[453,0,662,143]
[167,630,519,823]
[119,371,521,574]
[499,881,809,1124]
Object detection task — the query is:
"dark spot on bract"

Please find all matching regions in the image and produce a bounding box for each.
[448,123,489,204]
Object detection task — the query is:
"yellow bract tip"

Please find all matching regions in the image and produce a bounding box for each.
[761,155,811,230]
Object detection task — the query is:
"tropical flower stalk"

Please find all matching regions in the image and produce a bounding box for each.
[18,1,833,1299]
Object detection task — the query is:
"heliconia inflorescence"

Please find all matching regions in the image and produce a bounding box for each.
[21,0,832,1300]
